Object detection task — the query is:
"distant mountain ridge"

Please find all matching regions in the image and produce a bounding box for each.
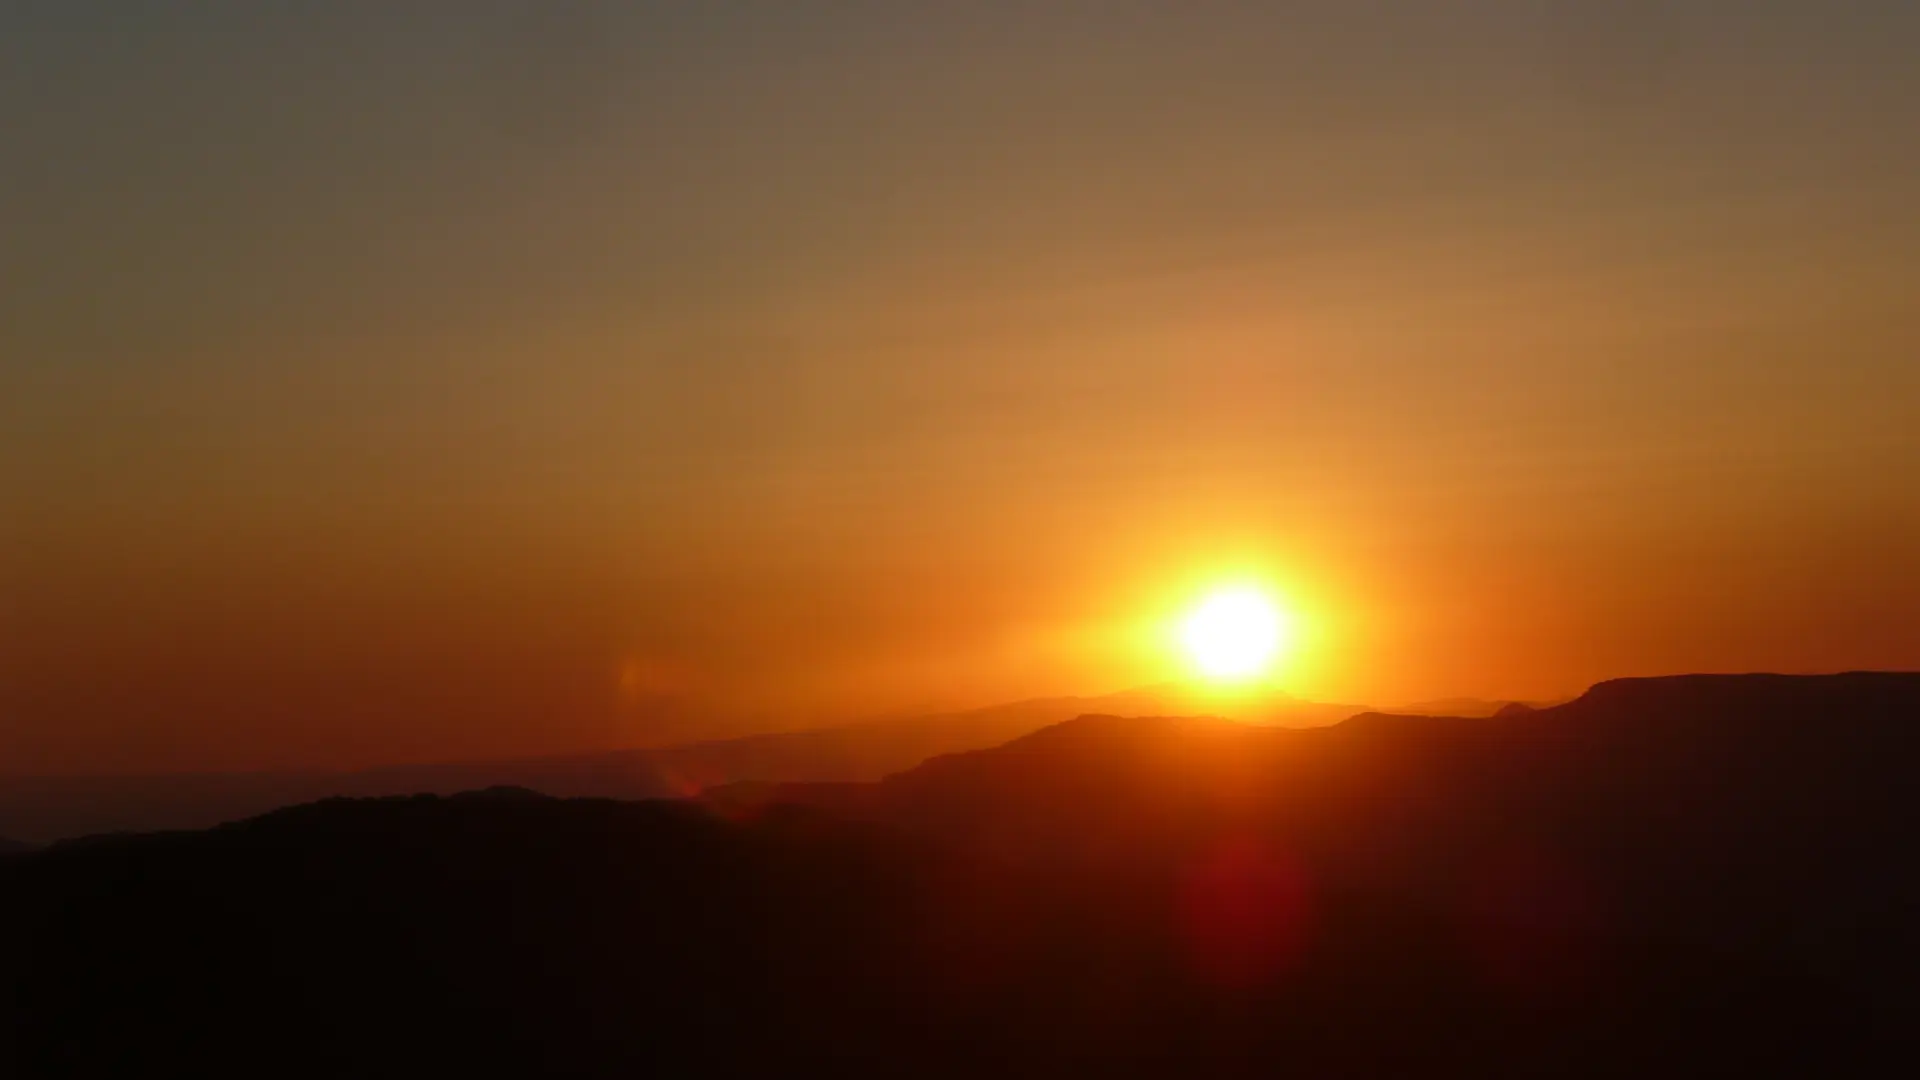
[1389,696,1563,717]
[0,685,1366,842]
[0,673,1840,843]
[708,672,1920,909]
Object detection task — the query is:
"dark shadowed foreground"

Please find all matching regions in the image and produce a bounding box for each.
[4,673,1918,1077]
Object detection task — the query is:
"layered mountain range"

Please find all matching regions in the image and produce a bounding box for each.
[4,673,1913,1076]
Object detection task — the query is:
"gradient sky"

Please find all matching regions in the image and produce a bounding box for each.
[3,1,1917,774]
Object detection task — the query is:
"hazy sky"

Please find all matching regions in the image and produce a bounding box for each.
[3,2,1917,773]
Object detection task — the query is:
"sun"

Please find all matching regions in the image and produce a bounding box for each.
[1180,586,1291,682]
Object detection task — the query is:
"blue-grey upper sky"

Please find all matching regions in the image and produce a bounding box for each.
[3,2,1916,772]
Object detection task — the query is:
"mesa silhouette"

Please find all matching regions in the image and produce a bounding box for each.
[3,673,1916,1078]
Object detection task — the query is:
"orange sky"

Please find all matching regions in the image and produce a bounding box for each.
[2,3,1917,773]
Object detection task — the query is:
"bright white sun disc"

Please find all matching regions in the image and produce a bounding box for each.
[1181,588,1288,680]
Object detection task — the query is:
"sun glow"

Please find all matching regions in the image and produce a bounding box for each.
[1180,586,1291,682]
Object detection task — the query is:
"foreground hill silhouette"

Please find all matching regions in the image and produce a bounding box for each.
[3,673,1917,1077]
[0,686,1364,841]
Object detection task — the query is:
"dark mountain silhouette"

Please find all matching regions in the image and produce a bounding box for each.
[718,673,1920,941]
[0,686,1367,842]
[0,836,32,856]
[4,672,1917,1077]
